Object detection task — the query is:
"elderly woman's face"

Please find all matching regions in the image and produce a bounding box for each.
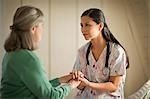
[32,22,44,43]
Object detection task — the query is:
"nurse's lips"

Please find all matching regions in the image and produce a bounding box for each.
[83,34,88,36]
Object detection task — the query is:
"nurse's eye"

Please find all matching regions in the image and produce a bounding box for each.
[85,23,91,27]
[80,23,83,27]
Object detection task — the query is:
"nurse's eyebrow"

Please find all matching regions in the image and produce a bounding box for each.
[86,21,91,24]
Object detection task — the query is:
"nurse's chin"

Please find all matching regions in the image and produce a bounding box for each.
[83,36,91,41]
[84,38,91,41]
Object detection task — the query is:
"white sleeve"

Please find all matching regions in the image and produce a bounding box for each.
[109,45,127,76]
[72,53,81,71]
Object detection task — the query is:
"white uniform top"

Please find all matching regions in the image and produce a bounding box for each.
[73,42,128,99]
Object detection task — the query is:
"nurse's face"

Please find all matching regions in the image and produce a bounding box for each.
[80,16,101,40]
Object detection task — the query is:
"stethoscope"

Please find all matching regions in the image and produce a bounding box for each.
[85,42,110,76]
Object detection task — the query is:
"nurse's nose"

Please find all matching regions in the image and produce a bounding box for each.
[81,26,87,33]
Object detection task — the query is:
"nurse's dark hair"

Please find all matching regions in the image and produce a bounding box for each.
[81,8,129,69]
[4,6,44,52]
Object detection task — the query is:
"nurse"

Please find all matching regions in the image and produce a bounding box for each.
[1,6,81,99]
[73,8,129,99]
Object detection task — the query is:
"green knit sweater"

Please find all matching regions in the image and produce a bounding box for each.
[1,49,71,99]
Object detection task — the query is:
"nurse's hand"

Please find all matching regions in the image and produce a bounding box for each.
[77,81,86,90]
[78,76,90,87]
[68,79,81,89]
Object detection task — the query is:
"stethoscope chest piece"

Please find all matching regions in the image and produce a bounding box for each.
[102,67,109,76]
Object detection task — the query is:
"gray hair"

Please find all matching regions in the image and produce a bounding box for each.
[4,5,44,52]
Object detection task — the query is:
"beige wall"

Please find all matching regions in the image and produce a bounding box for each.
[0,0,3,82]
[123,0,149,97]
[148,0,150,78]
[50,0,77,78]
[147,0,150,78]
[0,0,149,98]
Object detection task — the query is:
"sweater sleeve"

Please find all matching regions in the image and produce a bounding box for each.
[49,78,60,87]
[12,51,71,99]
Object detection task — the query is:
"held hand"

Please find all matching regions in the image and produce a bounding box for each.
[70,71,84,80]
[59,74,73,83]
[68,79,81,89]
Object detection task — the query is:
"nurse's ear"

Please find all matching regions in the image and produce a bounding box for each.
[99,22,104,31]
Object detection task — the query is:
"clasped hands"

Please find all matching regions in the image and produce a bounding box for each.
[59,71,90,89]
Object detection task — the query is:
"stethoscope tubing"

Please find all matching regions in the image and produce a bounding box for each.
[85,42,110,76]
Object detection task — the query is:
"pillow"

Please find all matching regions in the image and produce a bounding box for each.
[128,79,150,99]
